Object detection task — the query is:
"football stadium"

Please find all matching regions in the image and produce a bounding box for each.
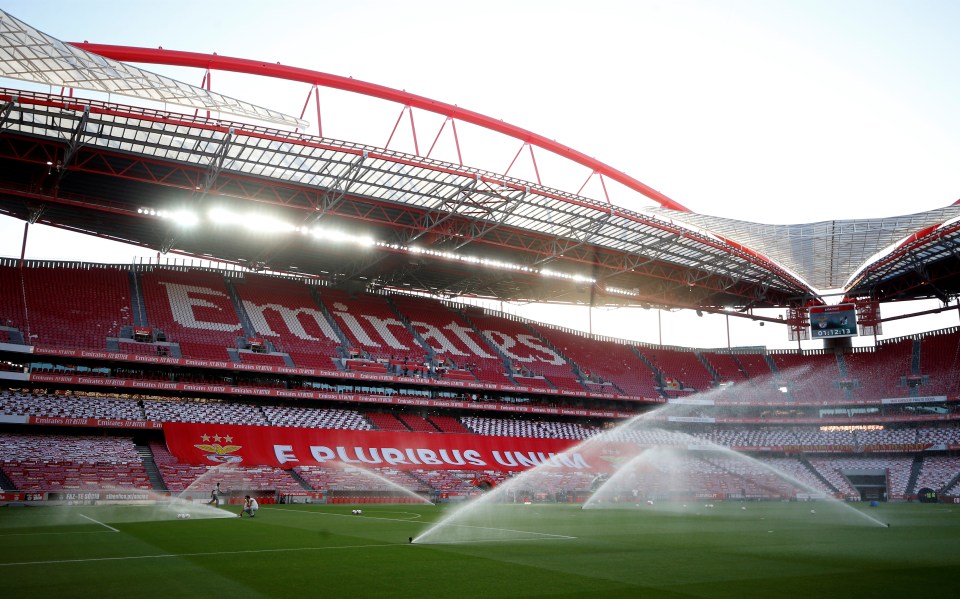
[1,5,960,597]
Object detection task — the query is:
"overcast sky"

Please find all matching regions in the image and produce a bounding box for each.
[1,0,958,348]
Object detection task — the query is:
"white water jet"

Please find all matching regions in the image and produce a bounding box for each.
[0,486,234,531]
[311,462,434,505]
[414,367,888,543]
[96,486,236,522]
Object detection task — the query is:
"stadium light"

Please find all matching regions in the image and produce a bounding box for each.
[207,207,295,234]
[168,210,199,228]
[208,207,243,225]
[541,269,596,284]
[252,215,297,234]
[310,227,375,247]
[606,286,640,297]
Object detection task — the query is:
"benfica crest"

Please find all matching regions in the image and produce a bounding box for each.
[194,434,244,464]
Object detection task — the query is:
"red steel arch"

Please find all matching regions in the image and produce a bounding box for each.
[74,43,689,213]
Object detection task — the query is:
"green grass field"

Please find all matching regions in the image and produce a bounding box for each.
[2,501,959,597]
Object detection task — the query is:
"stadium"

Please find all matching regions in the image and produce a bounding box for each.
[1,5,959,597]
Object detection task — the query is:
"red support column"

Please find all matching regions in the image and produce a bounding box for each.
[19,221,28,262]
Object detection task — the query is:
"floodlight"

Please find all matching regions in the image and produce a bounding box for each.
[208,207,236,224]
[170,210,199,228]
[251,215,296,234]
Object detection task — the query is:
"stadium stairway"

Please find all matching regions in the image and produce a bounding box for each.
[799,457,840,495]
[0,466,17,491]
[910,339,922,377]
[456,309,513,376]
[288,468,315,491]
[0,326,24,344]
[834,351,855,403]
[697,352,720,385]
[941,470,960,495]
[906,455,924,496]
[128,270,148,327]
[385,296,434,361]
[523,324,590,391]
[308,286,354,355]
[135,442,167,491]
[633,349,667,398]
[226,347,241,363]
[224,278,256,338]
[764,354,779,375]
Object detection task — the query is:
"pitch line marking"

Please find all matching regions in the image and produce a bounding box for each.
[271,507,576,541]
[414,536,575,545]
[0,542,409,567]
[0,530,117,538]
[270,507,423,522]
[417,522,577,541]
[78,513,120,533]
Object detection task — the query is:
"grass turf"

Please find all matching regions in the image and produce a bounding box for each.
[2,501,959,597]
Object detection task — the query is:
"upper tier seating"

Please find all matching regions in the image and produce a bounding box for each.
[315,288,425,363]
[4,265,133,350]
[389,295,512,385]
[233,274,342,369]
[735,352,774,379]
[140,269,241,361]
[534,326,659,397]
[701,352,748,384]
[642,348,715,392]
[918,330,960,395]
[843,340,913,400]
[467,312,584,392]
[769,352,845,402]
[0,265,26,331]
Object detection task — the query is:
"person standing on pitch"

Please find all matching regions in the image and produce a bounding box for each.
[239,495,258,518]
[207,482,222,507]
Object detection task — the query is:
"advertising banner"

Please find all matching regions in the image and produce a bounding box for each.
[163,422,610,472]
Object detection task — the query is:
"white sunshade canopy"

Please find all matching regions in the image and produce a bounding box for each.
[0,9,305,129]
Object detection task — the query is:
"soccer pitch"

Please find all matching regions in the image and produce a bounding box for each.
[2,502,959,597]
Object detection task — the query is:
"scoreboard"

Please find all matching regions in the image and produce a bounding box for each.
[809,304,858,339]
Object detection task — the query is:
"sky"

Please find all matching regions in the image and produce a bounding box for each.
[1,0,959,349]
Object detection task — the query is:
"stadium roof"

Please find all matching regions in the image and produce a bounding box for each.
[0,13,958,313]
[0,10,304,128]
[650,206,960,295]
